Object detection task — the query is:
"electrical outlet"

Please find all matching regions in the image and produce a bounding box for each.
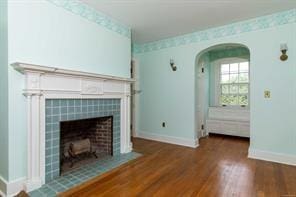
[162,122,166,127]
[264,90,271,98]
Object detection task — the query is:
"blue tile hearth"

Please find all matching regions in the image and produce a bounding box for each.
[29,152,141,197]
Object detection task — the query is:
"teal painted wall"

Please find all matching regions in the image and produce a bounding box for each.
[138,48,196,139]
[0,0,9,181]
[7,0,131,181]
[208,47,249,62]
[135,10,296,157]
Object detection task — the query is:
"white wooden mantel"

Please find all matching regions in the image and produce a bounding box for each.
[12,62,135,192]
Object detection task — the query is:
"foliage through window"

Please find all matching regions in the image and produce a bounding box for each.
[220,61,249,106]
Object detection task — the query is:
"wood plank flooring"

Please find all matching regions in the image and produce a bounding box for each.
[61,135,296,197]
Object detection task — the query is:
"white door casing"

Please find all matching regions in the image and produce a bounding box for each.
[196,62,205,138]
[130,58,141,137]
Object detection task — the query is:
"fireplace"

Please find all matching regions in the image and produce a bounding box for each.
[13,62,133,192]
[60,116,113,174]
[45,98,122,183]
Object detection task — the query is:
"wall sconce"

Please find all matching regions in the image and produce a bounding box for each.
[170,59,177,71]
[280,43,288,61]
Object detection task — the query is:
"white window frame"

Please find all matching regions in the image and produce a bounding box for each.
[213,57,250,109]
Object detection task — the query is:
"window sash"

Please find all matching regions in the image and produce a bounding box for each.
[219,61,249,106]
[220,94,249,106]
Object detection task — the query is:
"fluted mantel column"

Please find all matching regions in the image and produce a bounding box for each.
[23,92,43,191]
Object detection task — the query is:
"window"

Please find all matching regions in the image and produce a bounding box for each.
[219,61,249,106]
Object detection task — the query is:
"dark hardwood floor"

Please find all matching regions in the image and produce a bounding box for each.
[61,135,296,197]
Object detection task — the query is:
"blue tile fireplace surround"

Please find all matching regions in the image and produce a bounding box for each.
[45,98,121,183]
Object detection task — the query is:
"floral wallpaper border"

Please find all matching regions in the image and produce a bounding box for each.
[133,9,296,54]
[47,0,131,38]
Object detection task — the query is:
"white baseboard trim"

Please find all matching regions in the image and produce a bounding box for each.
[0,190,5,197]
[248,148,296,166]
[0,176,26,197]
[25,178,42,193]
[135,131,199,148]
[133,131,139,138]
[0,176,6,197]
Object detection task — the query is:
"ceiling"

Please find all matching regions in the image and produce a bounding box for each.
[81,0,296,44]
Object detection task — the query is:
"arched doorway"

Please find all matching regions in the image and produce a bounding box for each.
[195,43,250,140]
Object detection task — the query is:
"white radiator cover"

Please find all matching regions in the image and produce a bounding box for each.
[206,107,250,137]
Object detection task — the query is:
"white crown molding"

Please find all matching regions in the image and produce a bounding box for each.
[12,62,135,83]
[136,131,199,148]
[248,148,296,166]
[0,176,26,197]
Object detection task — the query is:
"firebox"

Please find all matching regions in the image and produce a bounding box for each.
[60,116,113,174]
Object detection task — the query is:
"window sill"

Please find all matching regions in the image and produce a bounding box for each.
[212,106,249,110]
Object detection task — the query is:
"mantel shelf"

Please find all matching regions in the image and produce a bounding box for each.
[12,62,135,83]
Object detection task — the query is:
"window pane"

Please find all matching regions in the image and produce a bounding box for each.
[221,85,229,94]
[220,61,249,106]
[229,95,238,105]
[221,94,238,105]
[239,95,248,105]
[239,84,248,94]
[229,84,238,94]
[240,62,249,72]
[221,94,229,105]
[221,74,229,84]
[230,63,239,74]
[229,74,238,83]
[221,64,229,74]
[239,73,249,83]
